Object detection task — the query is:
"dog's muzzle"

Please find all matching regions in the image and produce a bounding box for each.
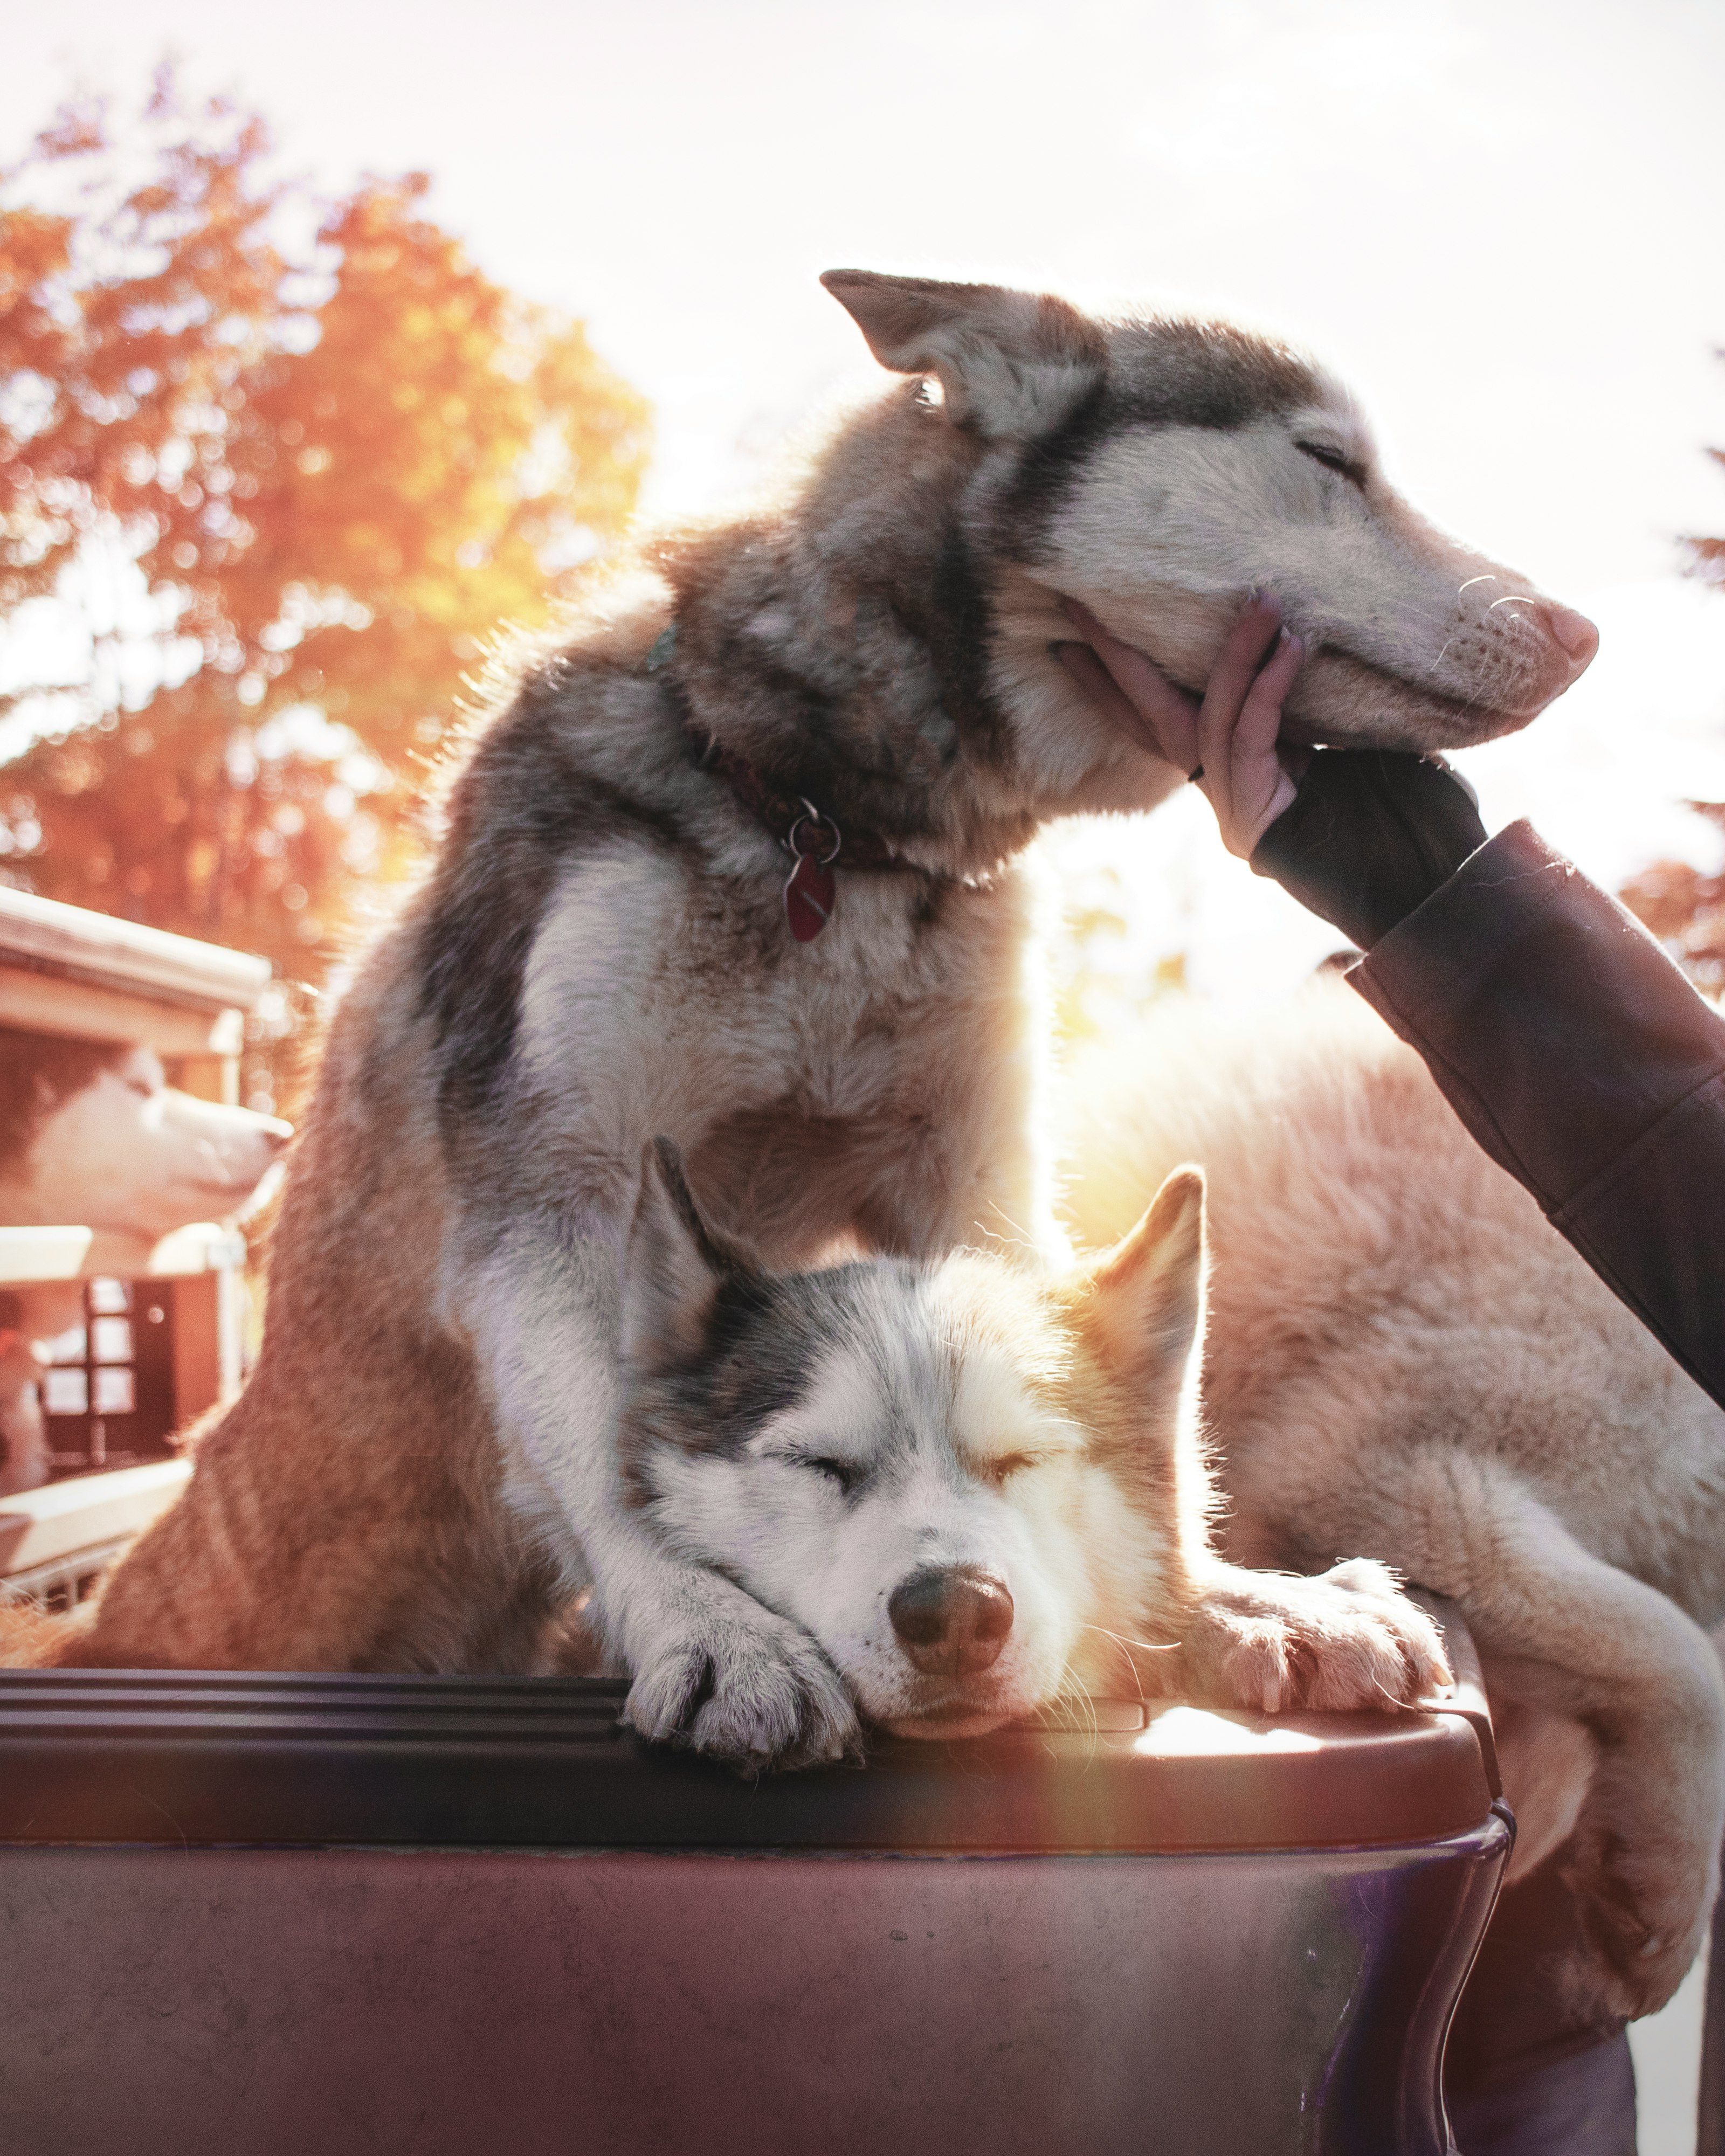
[888,1566,1014,1678]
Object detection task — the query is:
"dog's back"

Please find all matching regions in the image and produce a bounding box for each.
[1060,979,1725,2019]
[1059,978,1725,1620]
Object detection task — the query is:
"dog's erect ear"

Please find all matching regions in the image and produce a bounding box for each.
[1077,1165,1208,1397]
[622,1138,760,1374]
[820,270,1105,439]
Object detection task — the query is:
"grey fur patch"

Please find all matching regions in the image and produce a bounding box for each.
[415,678,689,1131]
[0,1027,127,1174]
[1102,315,1324,432]
[653,486,1016,855]
[995,316,1325,561]
[620,1255,938,1503]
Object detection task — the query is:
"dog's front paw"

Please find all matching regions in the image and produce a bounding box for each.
[1184,1559,1451,1715]
[626,1601,861,1772]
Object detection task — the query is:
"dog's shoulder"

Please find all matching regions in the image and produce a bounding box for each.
[403,567,709,1101]
[436,563,686,839]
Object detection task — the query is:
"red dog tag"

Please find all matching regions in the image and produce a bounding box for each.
[785,851,837,941]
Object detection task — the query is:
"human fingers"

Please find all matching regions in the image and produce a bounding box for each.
[1203,628,1307,856]
[1193,595,1285,781]
[1193,598,1288,839]
[1059,599,1203,773]
[1052,641,1162,750]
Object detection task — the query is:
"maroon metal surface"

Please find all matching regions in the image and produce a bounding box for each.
[1,1826,1508,2156]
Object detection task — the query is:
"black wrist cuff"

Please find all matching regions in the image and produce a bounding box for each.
[1250,750,1488,949]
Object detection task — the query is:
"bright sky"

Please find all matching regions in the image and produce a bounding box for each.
[5,0,1725,1000]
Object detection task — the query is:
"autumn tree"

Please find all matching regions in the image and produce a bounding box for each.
[0,71,649,1012]
[1618,358,1725,985]
[1684,367,1725,597]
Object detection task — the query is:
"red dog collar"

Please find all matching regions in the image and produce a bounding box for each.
[651,624,911,942]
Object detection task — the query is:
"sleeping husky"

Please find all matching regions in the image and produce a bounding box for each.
[617,1138,1446,1760]
[24,273,1592,1742]
[1060,979,1725,2024]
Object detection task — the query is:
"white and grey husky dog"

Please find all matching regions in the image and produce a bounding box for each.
[36,272,1589,1743]
[618,1137,1447,1760]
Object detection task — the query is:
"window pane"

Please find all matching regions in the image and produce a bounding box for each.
[47,1325,87,1366]
[88,1279,132,1315]
[43,1369,89,1416]
[92,1318,134,1365]
[93,1367,136,1415]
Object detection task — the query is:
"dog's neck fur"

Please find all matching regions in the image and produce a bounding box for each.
[649,381,1174,881]
[654,386,1013,868]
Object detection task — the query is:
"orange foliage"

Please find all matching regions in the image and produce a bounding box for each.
[1620,806,1725,997]
[0,68,650,1007]
[1621,381,1725,989]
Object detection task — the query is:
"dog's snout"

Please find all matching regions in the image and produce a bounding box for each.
[1540,602,1599,672]
[888,1567,1014,1678]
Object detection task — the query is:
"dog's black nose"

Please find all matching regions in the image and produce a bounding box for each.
[888,1567,1013,1677]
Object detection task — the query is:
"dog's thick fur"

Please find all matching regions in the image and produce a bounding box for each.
[19,274,1592,1747]
[616,1139,1446,1761]
[1060,979,1725,2023]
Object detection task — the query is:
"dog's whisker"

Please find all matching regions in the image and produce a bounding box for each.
[1077,1622,1178,1713]
[1080,1621,1177,1657]
[1046,1668,1101,1754]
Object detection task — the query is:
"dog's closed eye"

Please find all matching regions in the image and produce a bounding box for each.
[1295,440,1369,489]
[792,1454,860,1494]
[977,1452,1040,1487]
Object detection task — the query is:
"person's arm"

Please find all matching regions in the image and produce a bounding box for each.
[1055,611,1725,1411]
[1256,757,1725,1406]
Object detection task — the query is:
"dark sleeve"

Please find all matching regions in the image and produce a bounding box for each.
[1348,821,1725,1409]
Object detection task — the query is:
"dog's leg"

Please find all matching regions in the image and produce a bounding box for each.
[1292,1446,1725,2020]
[1173,1556,1453,1713]
[466,1229,860,1771]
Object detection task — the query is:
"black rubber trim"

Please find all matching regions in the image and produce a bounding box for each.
[0,1655,1494,1854]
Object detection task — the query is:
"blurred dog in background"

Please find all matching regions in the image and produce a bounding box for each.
[0,1026,290,1494]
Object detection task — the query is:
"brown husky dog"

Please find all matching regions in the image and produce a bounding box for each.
[16,273,1594,1763]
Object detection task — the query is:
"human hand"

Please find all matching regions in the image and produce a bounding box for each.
[1054,594,1308,858]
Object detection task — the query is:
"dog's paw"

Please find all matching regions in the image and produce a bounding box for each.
[626,1601,861,1772]
[1561,1815,1718,2020]
[1184,1559,1451,1715]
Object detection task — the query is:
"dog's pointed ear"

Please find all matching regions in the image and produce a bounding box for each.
[1075,1165,1208,1397]
[622,1138,760,1374]
[820,269,1105,439]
